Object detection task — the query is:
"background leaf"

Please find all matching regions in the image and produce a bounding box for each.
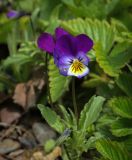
[116,73,132,97]
[48,58,71,102]
[96,139,129,160]
[108,97,132,119]
[111,118,132,137]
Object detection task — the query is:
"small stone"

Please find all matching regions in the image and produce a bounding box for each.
[32,122,56,145]
[0,139,20,154]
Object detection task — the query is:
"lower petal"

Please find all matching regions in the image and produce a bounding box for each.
[67,62,89,78]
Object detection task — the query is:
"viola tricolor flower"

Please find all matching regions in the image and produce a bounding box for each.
[37,27,93,78]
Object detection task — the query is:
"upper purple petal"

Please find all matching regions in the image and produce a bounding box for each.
[37,33,55,54]
[6,10,19,19]
[75,34,93,54]
[55,34,76,57]
[55,27,69,40]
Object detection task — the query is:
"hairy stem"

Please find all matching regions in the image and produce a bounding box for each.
[45,53,54,108]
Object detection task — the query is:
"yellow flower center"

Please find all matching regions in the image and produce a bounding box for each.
[68,58,89,77]
[71,59,84,73]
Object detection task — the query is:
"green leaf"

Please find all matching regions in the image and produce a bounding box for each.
[59,105,72,128]
[68,108,77,130]
[96,139,129,160]
[111,118,132,137]
[48,58,71,102]
[61,0,119,19]
[61,18,132,77]
[79,96,105,131]
[116,73,132,96]
[123,136,132,152]
[38,104,65,133]
[108,97,132,119]
[59,105,71,122]
[3,54,33,68]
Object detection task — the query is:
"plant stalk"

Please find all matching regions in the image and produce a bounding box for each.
[45,53,53,108]
[72,77,78,121]
[29,16,36,39]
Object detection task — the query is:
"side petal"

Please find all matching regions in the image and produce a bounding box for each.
[75,34,93,54]
[55,27,69,40]
[53,53,72,76]
[37,33,55,54]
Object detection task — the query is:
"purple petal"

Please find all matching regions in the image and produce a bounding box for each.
[75,34,93,54]
[76,52,90,66]
[37,33,55,54]
[55,34,76,57]
[6,10,19,19]
[55,27,69,40]
[54,55,71,76]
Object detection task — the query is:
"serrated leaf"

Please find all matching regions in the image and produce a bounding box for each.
[61,18,132,77]
[123,136,132,152]
[48,58,71,102]
[116,73,132,96]
[38,104,65,133]
[61,0,119,19]
[79,96,105,131]
[111,118,132,137]
[96,139,129,160]
[108,97,132,119]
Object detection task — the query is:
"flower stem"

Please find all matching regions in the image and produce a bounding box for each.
[72,77,78,121]
[45,53,53,108]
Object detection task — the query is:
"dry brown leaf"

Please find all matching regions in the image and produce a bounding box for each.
[0,107,21,124]
[13,83,27,108]
[13,78,45,110]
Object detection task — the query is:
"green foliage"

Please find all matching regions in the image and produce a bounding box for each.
[109,97,132,119]
[61,18,132,77]
[116,73,132,96]
[38,104,65,133]
[96,139,129,160]
[111,118,132,137]
[48,58,71,102]
[61,0,119,19]
[1,41,43,82]
[79,96,105,131]
[44,139,56,153]
[38,96,105,159]
[59,105,76,128]
[3,54,33,67]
